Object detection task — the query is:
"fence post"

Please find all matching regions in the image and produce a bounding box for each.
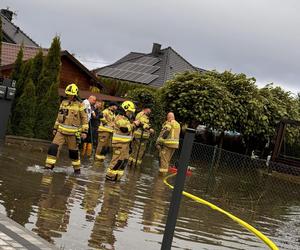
[161,128,195,250]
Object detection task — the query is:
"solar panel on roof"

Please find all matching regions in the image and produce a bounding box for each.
[118,63,132,70]
[117,70,131,79]
[98,67,110,75]
[130,73,145,81]
[121,71,132,80]
[102,67,119,76]
[98,64,160,84]
[113,69,127,78]
[115,62,160,74]
[145,74,159,84]
[145,66,160,74]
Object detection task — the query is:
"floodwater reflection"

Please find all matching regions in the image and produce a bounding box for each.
[0,144,299,249]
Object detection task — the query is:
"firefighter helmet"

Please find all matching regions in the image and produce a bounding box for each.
[65,83,79,96]
[121,101,135,113]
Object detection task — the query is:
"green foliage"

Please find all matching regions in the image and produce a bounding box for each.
[10,59,33,133]
[35,36,61,137]
[213,71,268,139]
[161,70,300,149]
[127,87,164,134]
[36,36,61,100]
[35,81,60,139]
[15,79,36,138]
[260,84,300,144]
[14,59,33,100]
[162,71,234,130]
[90,86,100,93]
[30,50,44,84]
[8,37,61,139]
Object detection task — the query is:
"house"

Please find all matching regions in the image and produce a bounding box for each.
[0,42,124,102]
[1,8,39,47]
[94,43,205,87]
[0,8,123,101]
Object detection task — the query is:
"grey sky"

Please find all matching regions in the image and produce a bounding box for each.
[2,0,300,93]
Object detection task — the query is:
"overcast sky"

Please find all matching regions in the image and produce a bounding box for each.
[2,0,300,93]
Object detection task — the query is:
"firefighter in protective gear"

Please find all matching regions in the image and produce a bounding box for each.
[95,102,118,161]
[45,84,88,174]
[128,106,154,166]
[156,112,180,174]
[106,101,139,181]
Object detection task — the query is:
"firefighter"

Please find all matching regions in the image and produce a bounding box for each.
[45,83,88,174]
[95,102,118,161]
[156,112,181,174]
[106,101,139,181]
[128,106,154,166]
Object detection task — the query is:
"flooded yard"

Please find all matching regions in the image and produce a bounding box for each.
[0,143,299,249]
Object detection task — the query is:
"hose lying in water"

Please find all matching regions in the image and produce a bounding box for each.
[163,173,279,250]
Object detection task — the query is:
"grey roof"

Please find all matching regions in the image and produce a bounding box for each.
[1,13,39,47]
[94,45,205,87]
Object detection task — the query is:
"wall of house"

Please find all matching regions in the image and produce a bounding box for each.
[60,56,92,91]
[1,56,93,92]
[1,68,12,78]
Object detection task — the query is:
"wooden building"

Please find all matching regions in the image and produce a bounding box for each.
[0,43,124,102]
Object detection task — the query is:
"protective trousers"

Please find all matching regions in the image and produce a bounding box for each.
[45,131,80,170]
[95,131,112,160]
[159,146,175,173]
[81,143,93,158]
[106,142,130,181]
[129,138,147,166]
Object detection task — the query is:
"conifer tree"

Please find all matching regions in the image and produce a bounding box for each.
[35,37,61,138]
[36,36,61,100]
[15,79,36,138]
[30,50,44,84]
[35,81,60,139]
[10,60,33,133]
[14,59,33,100]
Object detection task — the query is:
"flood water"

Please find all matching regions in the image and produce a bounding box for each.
[0,143,299,250]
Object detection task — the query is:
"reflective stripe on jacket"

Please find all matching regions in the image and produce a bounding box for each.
[133,111,151,139]
[158,120,180,149]
[98,125,114,133]
[54,99,88,135]
[98,108,115,133]
[112,133,132,143]
[112,115,134,143]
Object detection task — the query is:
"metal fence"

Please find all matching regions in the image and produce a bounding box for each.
[170,141,300,200]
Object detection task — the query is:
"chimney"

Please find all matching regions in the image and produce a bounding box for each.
[1,9,14,21]
[152,43,161,56]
